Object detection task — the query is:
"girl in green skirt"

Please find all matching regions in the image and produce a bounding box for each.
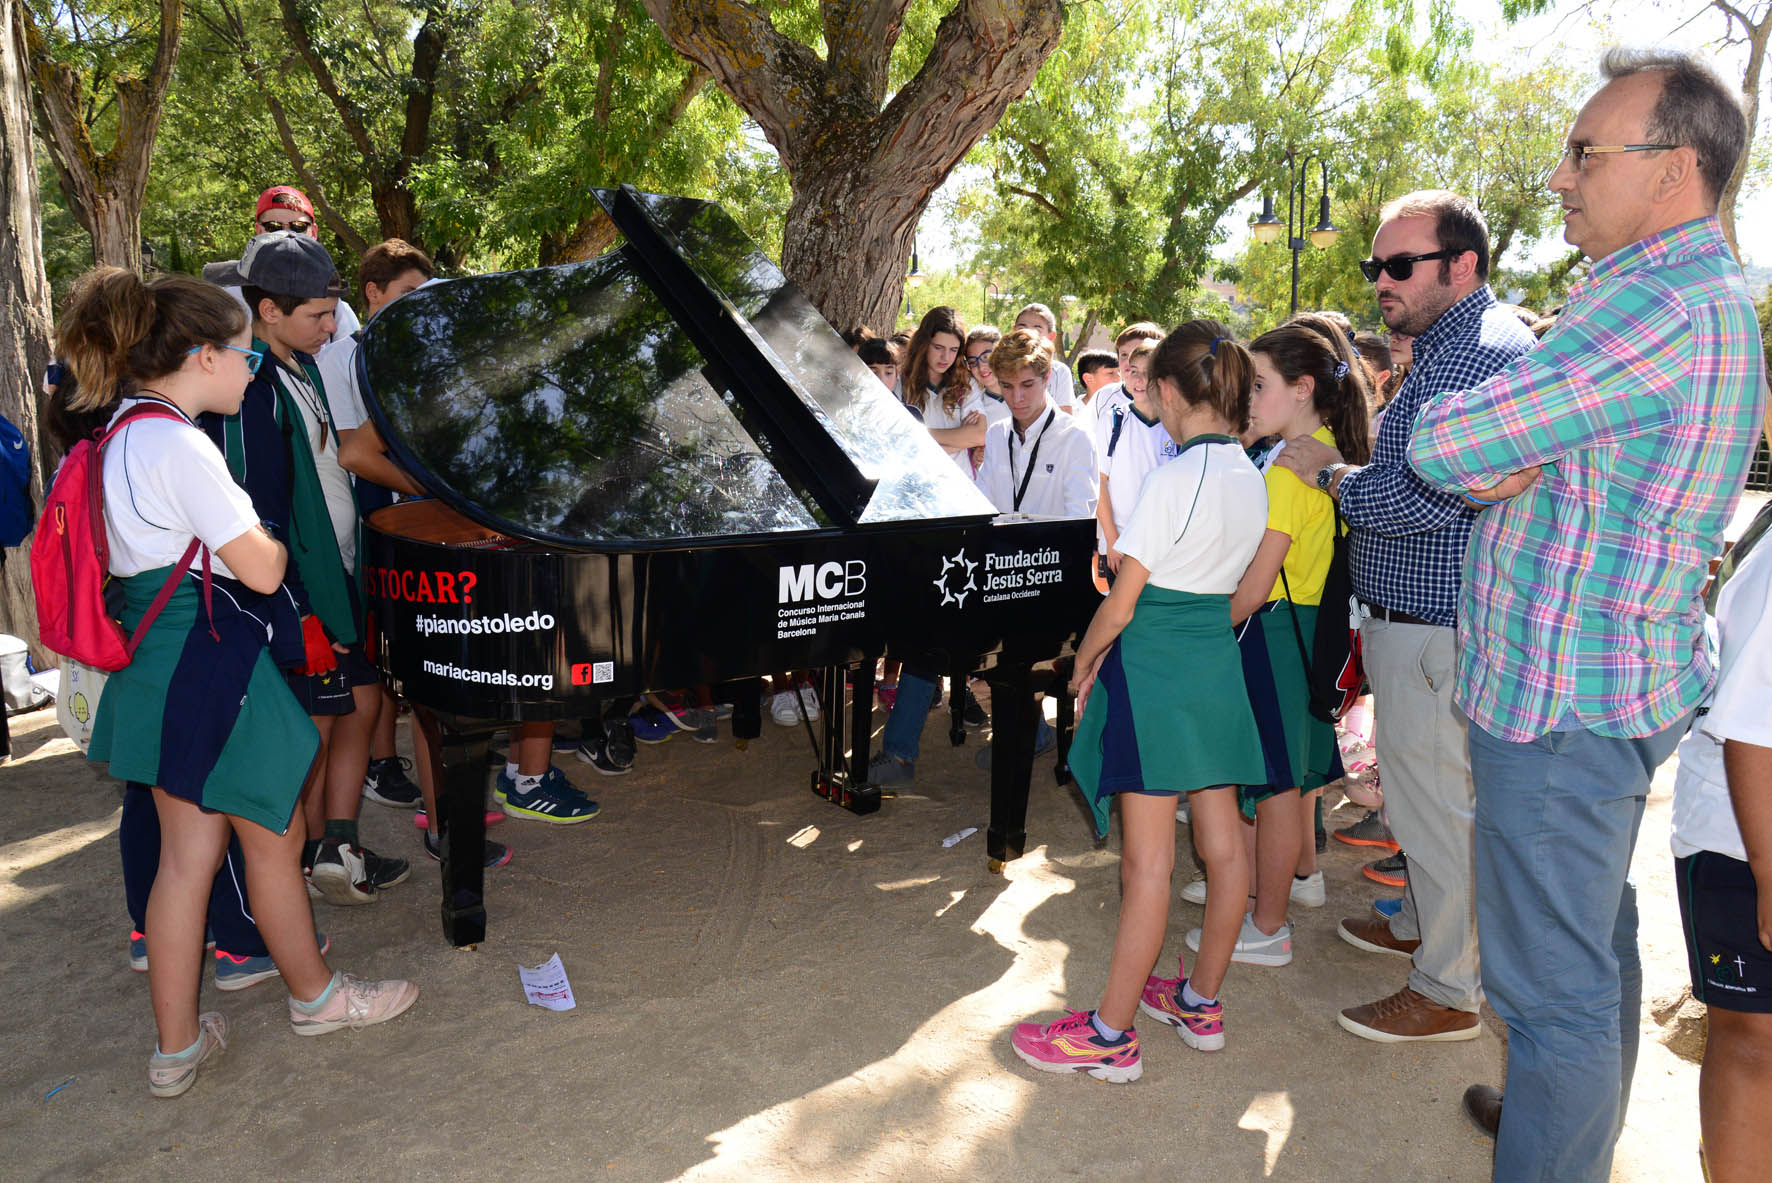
[58,269,418,1099]
[1010,320,1270,1079]
[1201,322,1373,965]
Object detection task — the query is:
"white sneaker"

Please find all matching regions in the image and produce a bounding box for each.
[797,684,822,722]
[1290,870,1326,908]
[289,972,420,1036]
[1176,798,1191,825]
[770,691,802,726]
[309,838,375,905]
[1185,912,1294,966]
[1179,873,1208,904]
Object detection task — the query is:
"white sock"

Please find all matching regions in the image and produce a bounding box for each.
[505,761,520,780]
[1090,1011,1125,1041]
[1181,979,1215,1008]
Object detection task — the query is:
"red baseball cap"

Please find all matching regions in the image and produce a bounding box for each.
[255,186,317,236]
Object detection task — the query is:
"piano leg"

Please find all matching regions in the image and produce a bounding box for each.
[810,664,880,815]
[848,658,875,785]
[429,714,490,948]
[1053,657,1075,787]
[985,661,1036,871]
[947,658,968,747]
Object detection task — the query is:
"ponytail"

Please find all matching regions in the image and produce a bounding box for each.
[56,268,246,416]
[1148,319,1253,432]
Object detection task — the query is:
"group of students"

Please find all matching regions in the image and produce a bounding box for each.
[859,297,1383,1073]
[44,187,484,1099]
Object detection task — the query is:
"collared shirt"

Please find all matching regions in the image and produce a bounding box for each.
[974,396,1098,519]
[1409,217,1768,742]
[1337,286,1536,625]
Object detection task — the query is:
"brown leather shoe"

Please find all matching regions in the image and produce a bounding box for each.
[1462,1083,1502,1137]
[1337,986,1481,1043]
[1337,915,1420,959]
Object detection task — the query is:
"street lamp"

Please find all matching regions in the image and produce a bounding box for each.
[1252,152,1339,315]
[904,236,924,321]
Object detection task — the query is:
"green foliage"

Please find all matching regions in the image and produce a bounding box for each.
[961,0,1584,335]
[39,0,785,302]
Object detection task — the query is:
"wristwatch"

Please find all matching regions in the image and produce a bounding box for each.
[1315,463,1349,492]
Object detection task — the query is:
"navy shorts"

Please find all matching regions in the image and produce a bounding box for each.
[1677,851,1772,1014]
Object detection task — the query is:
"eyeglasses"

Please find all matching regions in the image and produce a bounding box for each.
[1359,249,1462,283]
[259,218,312,235]
[964,353,992,368]
[1547,143,1678,182]
[189,343,263,374]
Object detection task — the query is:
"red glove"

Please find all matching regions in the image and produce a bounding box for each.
[298,614,339,676]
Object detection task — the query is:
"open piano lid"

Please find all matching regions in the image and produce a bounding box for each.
[358,186,997,550]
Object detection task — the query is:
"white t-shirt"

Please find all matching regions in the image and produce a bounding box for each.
[920,384,989,477]
[315,335,367,431]
[101,399,261,580]
[1047,358,1076,408]
[1091,385,1131,468]
[974,380,1012,427]
[1067,386,1098,452]
[1102,402,1179,535]
[1671,536,1772,862]
[270,357,358,570]
[973,398,1098,519]
[1115,439,1267,594]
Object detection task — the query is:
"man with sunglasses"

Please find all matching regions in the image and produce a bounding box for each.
[1276,189,1534,1056]
[1407,51,1765,1182]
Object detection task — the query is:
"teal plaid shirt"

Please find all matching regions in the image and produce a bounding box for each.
[1408,217,1768,742]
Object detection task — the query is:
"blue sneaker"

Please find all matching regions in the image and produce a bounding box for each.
[1373,896,1404,921]
[630,707,676,745]
[215,931,329,992]
[129,930,148,973]
[503,767,601,824]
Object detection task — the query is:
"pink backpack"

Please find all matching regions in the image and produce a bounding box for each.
[32,402,211,671]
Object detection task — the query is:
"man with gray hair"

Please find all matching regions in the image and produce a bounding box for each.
[1409,49,1767,1181]
[1278,190,1534,1047]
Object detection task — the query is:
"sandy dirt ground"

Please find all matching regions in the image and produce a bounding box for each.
[0,682,1710,1182]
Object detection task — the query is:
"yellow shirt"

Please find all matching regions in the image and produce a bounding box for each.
[1264,425,1336,605]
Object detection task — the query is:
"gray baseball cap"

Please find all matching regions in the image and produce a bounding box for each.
[203,230,347,299]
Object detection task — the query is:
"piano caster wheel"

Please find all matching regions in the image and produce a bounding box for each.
[948,727,966,747]
[988,858,1006,875]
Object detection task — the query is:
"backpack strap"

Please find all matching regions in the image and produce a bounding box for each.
[99,401,220,650]
[1277,567,1316,684]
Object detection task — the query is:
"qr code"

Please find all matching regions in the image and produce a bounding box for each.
[592,662,614,684]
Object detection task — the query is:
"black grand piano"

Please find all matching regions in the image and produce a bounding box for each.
[359,187,1100,945]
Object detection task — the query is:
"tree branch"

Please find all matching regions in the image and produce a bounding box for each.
[277,0,381,175]
[592,0,626,128]
[820,0,913,106]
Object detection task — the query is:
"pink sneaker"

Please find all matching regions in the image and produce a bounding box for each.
[414,807,505,830]
[1138,965,1225,1052]
[147,1012,227,1098]
[289,973,420,1036]
[1009,1009,1141,1082]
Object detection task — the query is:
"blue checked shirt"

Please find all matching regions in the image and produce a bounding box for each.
[1337,287,1537,625]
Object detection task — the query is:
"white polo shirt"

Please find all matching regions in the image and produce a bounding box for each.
[974,396,1098,519]
[1671,533,1772,863]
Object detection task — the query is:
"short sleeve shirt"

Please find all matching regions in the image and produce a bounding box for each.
[1117,438,1268,594]
[921,385,989,477]
[1261,426,1337,605]
[1671,533,1772,862]
[1103,404,1179,534]
[315,335,367,431]
[102,399,262,580]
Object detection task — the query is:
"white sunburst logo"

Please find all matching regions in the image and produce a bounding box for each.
[933,549,978,608]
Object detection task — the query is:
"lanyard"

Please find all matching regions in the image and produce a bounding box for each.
[275,357,330,449]
[1010,408,1057,511]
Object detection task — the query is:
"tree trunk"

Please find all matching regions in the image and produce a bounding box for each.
[778,167,921,334]
[1714,0,1771,258]
[21,0,180,271]
[641,0,1063,331]
[1,0,54,666]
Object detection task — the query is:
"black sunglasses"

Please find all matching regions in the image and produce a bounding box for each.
[1359,249,1462,283]
[260,217,313,235]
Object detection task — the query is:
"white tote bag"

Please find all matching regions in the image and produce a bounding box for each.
[55,658,108,752]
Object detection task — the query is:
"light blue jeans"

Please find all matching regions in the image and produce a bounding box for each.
[881,672,1051,766]
[1467,711,1690,1183]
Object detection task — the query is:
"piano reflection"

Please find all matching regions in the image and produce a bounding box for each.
[358,186,1100,945]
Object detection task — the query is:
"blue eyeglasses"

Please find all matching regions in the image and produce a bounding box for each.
[189,343,263,374]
